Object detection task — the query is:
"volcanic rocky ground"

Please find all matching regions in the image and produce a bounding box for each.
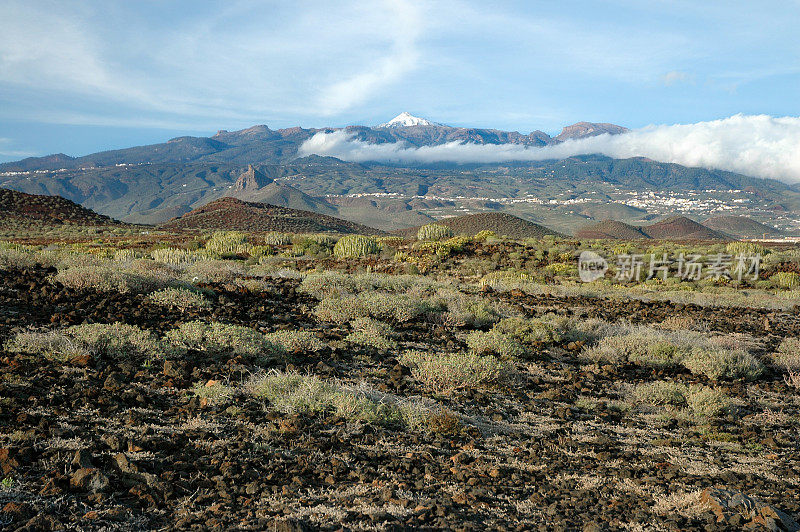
[0,257,799,531]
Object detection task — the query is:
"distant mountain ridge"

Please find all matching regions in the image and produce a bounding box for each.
[0,115,628,172]
[1,114,797,235]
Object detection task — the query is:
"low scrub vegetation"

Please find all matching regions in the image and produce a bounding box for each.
[345,317,397,350]
[165,321,281,360]
[466,329,526,359]
[246,371,443,430]
[52,265,175,294]
[263,330,326,354]
[6,323,169,362]
[333,235,380,258]
[400,350,509,393]
[147,287,211,311]
[633,381,730,418]
[773,338,800,371]
[582,326,764,380]
[417,223,454,241]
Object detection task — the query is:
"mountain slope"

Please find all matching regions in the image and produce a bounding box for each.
[395,213,562,239]
[702,215,784,239]
[644,216,729,240]
[227,181,338,215]
[0,188,124,227]
[0,117,628,171]
[2,155,795,230]
[160,197,382,234]
[555,122,629,142]
[575,220,651,239]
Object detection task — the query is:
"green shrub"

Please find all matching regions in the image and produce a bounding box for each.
[52,266,174,294]
[333,235,380,258]
[686,386,730,418]
[417,223,454,241]
[633,381,688,406]
[473,230,497,242]
[166,321,281,359]
[314,292,428,324]
[67,323,169,360]
[770,271,800,289]
[480,270,532,290]
[345,317,397,349]
[183,260,246,284]
[435,290,501,328]
[112,249,139,262]
[466,329,525,359]
[147,287,211,311]
[544,262,575,276]
[726,241,765,256]
[773,338,800,371]
[493,317,561,345]
[263,330,325,354]
[682,347,764,381]
[5,330,88,362]
[400,350,509,392]
[0,248,38,270]
[205,231,249,256]
[247,372,417,426]
[191,381,234,404]
[5,323,175,362]
[263,232,292,246]
[581,330,693,366]
[151,247,215,265]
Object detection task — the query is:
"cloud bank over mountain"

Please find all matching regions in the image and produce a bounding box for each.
[299,114,800,182]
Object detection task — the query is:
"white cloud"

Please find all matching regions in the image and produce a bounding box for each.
[0,1,428,125]
[298,114,800,182]
[661,70,693,86]
[317,0,424,115]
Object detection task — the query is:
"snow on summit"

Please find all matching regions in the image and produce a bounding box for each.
[376,112,441,128]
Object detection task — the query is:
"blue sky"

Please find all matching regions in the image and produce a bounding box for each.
[0,0,798,162]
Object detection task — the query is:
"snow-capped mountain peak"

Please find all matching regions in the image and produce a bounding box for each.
[376,112,441,128]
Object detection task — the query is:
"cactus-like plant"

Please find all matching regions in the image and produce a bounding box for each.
[333,235,380,258]
[726,241,765,256]
[263,232,292,246]
[771,271,800,289]
[205,231,249,256]
[417,223,454,241]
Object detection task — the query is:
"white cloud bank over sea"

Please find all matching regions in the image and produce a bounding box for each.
[299,114,800,183]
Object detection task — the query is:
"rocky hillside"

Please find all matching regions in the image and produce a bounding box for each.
[224,166,338,215]
[395,212,562,239]
[644,216,729,241]
[0,188,122,227]
[575,220,651,239]
[703,215,784,239]
[159,197,383,234]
